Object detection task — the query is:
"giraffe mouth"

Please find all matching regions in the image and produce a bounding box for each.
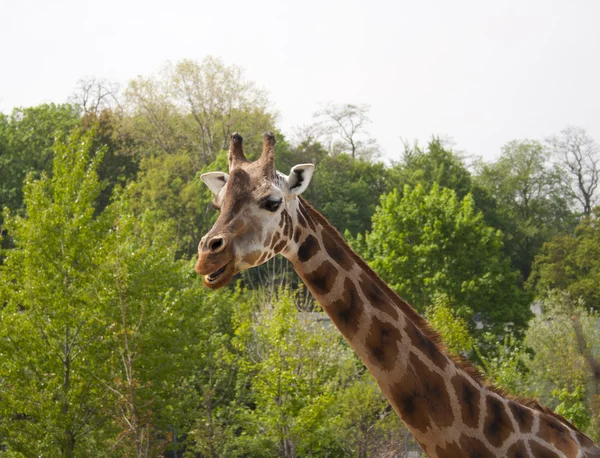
[203,261,235,288]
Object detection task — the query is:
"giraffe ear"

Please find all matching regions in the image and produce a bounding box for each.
[286,164,314,195]
[201,172,229,195]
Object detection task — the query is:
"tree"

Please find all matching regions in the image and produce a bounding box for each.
[303,154,390,236]
[328,373,406,457]
[388,137,473,199]
[425,294,476,355]
[0,128,235,456]
[313,103,379,160]
[124,57,275,165]
[483,293,600,439]
[353,184,532,339]
[230,290,356,457]
[548,126,600,216]
[126,152,216,259]
[475,139,575,279]
[70,77,121,115]
[0,103,80,226]
[81,109,140,212]
[529,208,600,310]
[0,130,113,456]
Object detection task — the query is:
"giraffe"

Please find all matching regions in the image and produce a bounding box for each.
[195,132,600,458]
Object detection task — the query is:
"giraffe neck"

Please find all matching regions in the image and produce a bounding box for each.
[280,197,598,458]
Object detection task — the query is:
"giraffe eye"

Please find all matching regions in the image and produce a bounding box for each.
[263,199,282,212]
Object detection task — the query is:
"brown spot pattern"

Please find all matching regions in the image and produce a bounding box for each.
[293,225,301,243]
[297,210,307,228]
[405,321,448,370]
[358,274,399,321]
[528,440,561,458]
[577,431,597,449]
[322,230,353,270]
[458,436,495,458]
[484,395,514,448]
[537,417,578,457]
[304,261,338,296]
[282,210,293,239]
[390,351,453,433]
[301,207,316,231]
[506,440,529,458]
[327,277,363,339]
[273,240,287,253]
[509,401,533,434]
[278,209,286,228]
[269,231,280,248]
[451,375,481,429]
[297,234,319,262]
[435,441,463,458]
[257,252,269,265]
[365,315,402,371]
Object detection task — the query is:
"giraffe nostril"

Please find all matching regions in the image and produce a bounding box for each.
[208,237,225,253]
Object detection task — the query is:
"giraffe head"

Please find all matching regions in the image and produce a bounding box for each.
[195,132,314,288]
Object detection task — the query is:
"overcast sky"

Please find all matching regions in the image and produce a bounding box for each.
[1,0,598,161]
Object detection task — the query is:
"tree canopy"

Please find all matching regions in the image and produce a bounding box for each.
[1,56,600,454]
[351,184,532,338]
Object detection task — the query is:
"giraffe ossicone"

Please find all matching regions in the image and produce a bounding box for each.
[195,132,600,458]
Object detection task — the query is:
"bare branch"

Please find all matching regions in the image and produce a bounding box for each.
[70,77,121,114]
[547,126,600,216]
[313,102,380,160]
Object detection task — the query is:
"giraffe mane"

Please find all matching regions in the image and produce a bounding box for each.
[298,196,587,437]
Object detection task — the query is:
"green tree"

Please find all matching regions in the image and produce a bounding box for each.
[529,209,600,310]
[425,294,476,355]
[304,154,389,236]
[328,374,406,457]
[127,152,213,258]
[475,139,574,279]
[94,197,197,457]
[389,138,473,200]
[0,130,112,456]
[230,290,355,457]
[81,109,140,212]
[0,104,80,226]
[521,294,598,437]
[353,184,531,338]
[124,57,275,165]
[0,127,237,456]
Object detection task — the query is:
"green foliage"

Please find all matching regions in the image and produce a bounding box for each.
[229,290,356,457]
[304,154,389,235]
[124,56,275,164]
[0,103,80,226]
[353,184,532,338]
[475,139,575,279]
[389,138,473,199]
[0,130,112,456]
[479,293,600,438]
[554,386,591,433]
[127,152,213,258]
[0,130,236,456]
[328,374,405,457]
[425,294,476,355]
[2,64,598,455]
[479,336,532,397]
[81,109,140,212]
[530,209,600,310]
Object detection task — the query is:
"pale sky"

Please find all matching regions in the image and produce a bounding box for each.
[1,0,598,161]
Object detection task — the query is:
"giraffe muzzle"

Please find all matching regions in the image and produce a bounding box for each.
[198,259,237,289]
[207,262,229,282]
